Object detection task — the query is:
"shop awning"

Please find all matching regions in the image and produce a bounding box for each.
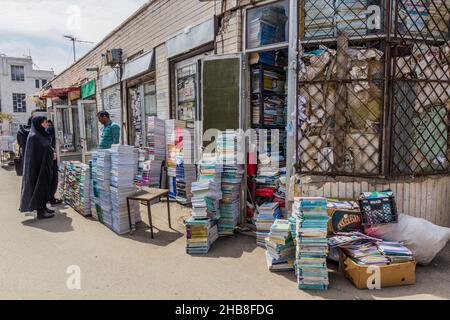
[122,50,155,81]
[39,86,81,99]
[166,18,216,58]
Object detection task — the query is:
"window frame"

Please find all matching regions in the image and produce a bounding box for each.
[11,65,25,81]
[12,93,27,113]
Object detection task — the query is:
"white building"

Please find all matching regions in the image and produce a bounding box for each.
[0,54,54,135]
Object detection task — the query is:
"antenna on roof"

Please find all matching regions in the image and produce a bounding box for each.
[63,35,95,62]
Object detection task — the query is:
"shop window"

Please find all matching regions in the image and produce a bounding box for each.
[246,0,289,50]
[35,79,40,89]
[176,63,198,124]
[56,108,80,154]
[42,79,47,86]
[12,93,26,113]
[11,65,25,81]
[82,103,99,152]
[144,82,157,117]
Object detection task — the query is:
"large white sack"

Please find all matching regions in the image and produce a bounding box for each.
[365,214,450,265]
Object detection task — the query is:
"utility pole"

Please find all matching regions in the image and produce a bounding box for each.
[63,35,94,62]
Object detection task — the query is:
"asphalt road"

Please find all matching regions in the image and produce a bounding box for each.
[0,167,449,300]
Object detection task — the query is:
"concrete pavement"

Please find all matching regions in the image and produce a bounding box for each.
[0,167,449,300]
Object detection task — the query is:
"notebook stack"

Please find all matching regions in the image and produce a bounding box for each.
[175,127,196,205]
[166,120,186,199]
[61,161,91,216]
[135,148,150,189]
[217,131,244,236]
[147,116,166,161]
[247,4,288,48]
[340,242,390,265]
[377,242,414,264]
[265,219,295,271]
[336,0,368,37]
[92,150,112,226]
[109,145,141,235]
[255,202,282,247]
[185,217,219,254]
[304,0,335,39]
[191,154,223,219]
[294,197,330,290]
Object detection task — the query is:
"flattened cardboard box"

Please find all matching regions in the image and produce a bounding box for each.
[339,252,416,289]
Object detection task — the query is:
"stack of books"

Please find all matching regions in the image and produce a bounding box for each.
[185,217,219,254]
[61,161,91,216]
[93,150,112,227]
[340,242,390,265]
[191,154,223,219]
[217,131,244,236]
[255,202,282,247]
[110,145,141,235]
[175,128,196,205]
[147,116,166,161]
[377,242,414,264]
[247,5,288,48]
[265,219,295,271]
[294,197,330,290]
[304,0,335,39]
[165,120,186,198]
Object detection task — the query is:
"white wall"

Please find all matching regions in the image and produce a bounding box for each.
[0,55,54,135]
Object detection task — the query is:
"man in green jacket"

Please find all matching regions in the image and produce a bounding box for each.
[97,111,120,149]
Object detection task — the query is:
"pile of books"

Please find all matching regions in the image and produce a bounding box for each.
[185,217,219,254]
[217,131,244,236]
[175,128,196,205]
[191,154,223,219]
[294,197,330,290]
[304,0,335,39]
[256,202,282,247]
[147,116,166,161]
[92,150,112,226]
[340,242,390,265]
[247,4,288,48]
[265,219,295,271]
[165,120,186,198]
[135,148,163,189]
[110,145,140,235]
[61,161,91,216]
[377,242,414,263]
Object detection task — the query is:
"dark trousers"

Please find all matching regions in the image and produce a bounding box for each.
[49,160,58,203]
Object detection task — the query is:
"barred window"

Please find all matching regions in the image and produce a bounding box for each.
[296,0,450,177]
[11,65,25,81]
[12,93,27,113]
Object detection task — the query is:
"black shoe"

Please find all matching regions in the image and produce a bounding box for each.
[46,207,55,214]
[50,199,63,205]
[37,210,55,220]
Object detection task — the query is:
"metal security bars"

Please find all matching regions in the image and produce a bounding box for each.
[296,0,450,177]
[390,0,450,176]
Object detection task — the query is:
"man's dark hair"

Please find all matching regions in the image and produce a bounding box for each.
[97,111,110,118]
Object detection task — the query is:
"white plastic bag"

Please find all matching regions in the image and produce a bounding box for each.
[365,214,450,265]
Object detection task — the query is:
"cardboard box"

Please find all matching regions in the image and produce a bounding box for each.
[339,252,416,289]
[327,208,363,234]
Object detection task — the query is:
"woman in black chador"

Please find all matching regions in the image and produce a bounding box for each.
[19,116,56,219]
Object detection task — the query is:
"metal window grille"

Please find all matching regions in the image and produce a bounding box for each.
[296,0,450,177]
[12,93,27,113]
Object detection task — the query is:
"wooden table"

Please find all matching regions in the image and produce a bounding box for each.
[126,188,171,239]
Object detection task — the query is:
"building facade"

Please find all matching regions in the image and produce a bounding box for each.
[45,0,450,227]
[0,54,54,135]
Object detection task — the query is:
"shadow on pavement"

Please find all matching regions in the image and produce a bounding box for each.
[188,233,258,259]
[21,211,74,233]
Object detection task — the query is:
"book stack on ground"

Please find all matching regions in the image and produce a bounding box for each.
[185,217,219,254]
[110,145,141,235]
[255,202,281,247]
[93,150,112,226]
[147,116,166,161]
[175,127,196,205]
[61,161,91,216]
[265,219,295,271]
[377,242,414,264]
[294,197,330,290]
[191,154,223,219]
[165,120,186,198]
[217,131,244,236]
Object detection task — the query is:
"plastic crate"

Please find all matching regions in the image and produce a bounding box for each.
[358,195,398,226]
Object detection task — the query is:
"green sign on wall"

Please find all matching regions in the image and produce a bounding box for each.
[81,79,96,99]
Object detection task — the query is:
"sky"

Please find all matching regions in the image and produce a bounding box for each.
[0,0,149,74]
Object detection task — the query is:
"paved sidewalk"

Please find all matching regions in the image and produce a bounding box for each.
[0,167,449,300]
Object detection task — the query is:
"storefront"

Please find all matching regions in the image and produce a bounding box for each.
[122,49,156,147]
